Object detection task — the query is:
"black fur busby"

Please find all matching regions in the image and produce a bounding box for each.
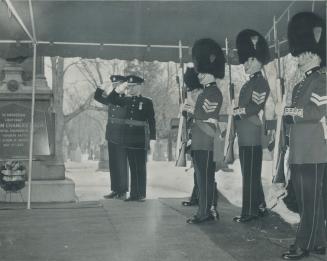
[236,29,270,65]
[192,38,225,79]
[183,67,203,91]
[288,12,326,66]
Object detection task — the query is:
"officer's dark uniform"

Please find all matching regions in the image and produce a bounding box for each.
[187,38,225,224]
[233,30,270,223]
[281,12,327,260]
[106,75,156,201]
[94,75,129,198]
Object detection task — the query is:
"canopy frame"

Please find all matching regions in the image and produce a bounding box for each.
[0,0,322,208]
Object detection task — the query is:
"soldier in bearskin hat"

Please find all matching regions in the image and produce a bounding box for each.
[186,38,225,224]
[232,29,270,223]
[181,66,219,209]
[281,12,326,260]
[181,66,203,207]
[94,75,129,200]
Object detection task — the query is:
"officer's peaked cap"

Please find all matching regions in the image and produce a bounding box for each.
[110,75,126,83]
[126,75,144,84]
[192,38,226,79]
[288,12,325,66]
[236,29,270,65]
[183,67,203,91]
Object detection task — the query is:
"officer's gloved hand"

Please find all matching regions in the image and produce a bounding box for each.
[115,82,127,94]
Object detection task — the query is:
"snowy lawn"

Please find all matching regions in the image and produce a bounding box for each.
[66,158,299,224]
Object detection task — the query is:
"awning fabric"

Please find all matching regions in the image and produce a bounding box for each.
[0,0,325,63]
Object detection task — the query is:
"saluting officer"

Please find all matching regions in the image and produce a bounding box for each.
[107,75,156,202]
[94,75,129,199]
[233,29,270,223]
[186,38,225,224]
[281,12,326,260]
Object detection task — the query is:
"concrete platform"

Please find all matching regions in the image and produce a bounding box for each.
[0,178,76,203]
[0,198,325,261]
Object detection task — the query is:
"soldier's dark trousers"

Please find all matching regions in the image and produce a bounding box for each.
[190,172,199,204]
[108,142,128,193]
[127,148,147,198]
[239,146,266,217]
[193,150,217,219]
[290,163,327,250]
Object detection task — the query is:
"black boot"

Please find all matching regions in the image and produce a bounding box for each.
[210,206,220,220]
[103,191,118,199]
[282,246,309,260]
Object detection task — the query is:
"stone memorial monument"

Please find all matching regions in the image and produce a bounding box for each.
[0,57,75,202]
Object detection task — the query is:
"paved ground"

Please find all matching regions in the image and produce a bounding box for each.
[0,198,325,261]
[0,160,324,261]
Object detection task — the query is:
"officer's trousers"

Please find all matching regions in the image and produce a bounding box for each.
[193,150,217,219]
[127,148,147,198]
[239,146,266,217]
[108,142,128,193]
[290,163,327,250]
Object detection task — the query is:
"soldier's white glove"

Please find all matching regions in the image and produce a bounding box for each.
[182,102,194,113]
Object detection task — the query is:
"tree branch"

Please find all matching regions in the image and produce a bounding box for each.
[75,63,98,89]
[81,60,99,87]
[63,59,82,74]
[64,92,94,124]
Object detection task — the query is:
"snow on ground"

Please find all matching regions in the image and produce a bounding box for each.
[65,158,299,224]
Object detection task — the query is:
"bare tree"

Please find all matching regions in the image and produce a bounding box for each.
[50,57,107,162]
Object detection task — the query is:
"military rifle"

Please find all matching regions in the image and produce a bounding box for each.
[175,41,187,167]
[223,38,235,164]
[272,17,287,183]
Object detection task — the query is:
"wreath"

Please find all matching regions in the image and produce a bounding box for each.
[0,161,26,192]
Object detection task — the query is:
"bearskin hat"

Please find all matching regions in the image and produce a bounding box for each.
[192,38,225,79]
[236,29,270,65]
[183,67,203,91]
[288,12,326,66]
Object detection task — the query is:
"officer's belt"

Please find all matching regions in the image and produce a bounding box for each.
[110,118,148,127]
